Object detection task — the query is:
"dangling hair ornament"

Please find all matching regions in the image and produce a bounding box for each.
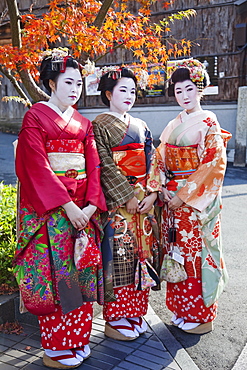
[97,65,149,89]
[169,58,206,91]
[41,47,70,72]
[97,66,122,80]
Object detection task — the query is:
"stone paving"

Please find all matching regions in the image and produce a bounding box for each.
[0,316,176,370]
[0,306,200,370]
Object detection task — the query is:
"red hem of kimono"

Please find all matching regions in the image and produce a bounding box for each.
[166,277,217,323]
[103,284,149,321]
[38,303,93,350]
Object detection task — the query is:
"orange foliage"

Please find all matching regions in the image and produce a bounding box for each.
[0,0,195,84]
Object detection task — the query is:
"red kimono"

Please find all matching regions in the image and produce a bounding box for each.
[14,102,106,350]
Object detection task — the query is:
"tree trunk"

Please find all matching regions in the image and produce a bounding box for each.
[6,0,49,103]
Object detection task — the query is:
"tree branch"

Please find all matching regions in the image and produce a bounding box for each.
[6,0,49,103]
[0,65,31,106]
[93,0,114,29]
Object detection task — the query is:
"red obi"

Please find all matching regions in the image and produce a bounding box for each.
[165,143,199,180]
[111,143,146,185]
[46,139,86,180]
[46,139,84,154]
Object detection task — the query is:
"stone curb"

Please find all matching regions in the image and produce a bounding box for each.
[146,305,200,370]
[232,343,247,370]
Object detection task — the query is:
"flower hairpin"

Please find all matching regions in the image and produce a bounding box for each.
[136,69,149,90]
[168,58,205,84]
[81,59,96,77]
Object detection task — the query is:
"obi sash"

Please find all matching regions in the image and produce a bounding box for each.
[165,143,199,180]
[46,139,86,180]
[111,143,146,185]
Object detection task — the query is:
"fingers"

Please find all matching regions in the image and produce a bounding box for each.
[73,211,89,229]
[162,189,172,202]
[139,202,151,214]
[126,207,138,214]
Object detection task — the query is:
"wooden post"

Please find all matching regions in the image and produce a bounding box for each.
[234,86,247,167]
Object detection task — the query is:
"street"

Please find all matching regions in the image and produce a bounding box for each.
[149,164,247,369]
[1,131,247,369]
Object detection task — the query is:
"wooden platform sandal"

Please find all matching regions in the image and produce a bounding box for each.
[43,350,82,369]
[127,317,148,334]
[104,321,139,341]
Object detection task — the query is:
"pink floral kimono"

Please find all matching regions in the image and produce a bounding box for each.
[157,109,231,324]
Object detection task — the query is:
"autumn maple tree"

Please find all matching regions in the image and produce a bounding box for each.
[0,0,195,106]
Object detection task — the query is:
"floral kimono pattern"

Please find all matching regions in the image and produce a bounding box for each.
[157,109,231,322]
[92,113,160,320]
[14,103,106,317]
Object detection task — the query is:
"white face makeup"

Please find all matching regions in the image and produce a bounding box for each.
[174,79,201,114]
[108,77,136,115]
[49,67,82,112]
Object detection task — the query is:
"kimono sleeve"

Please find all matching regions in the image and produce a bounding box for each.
[16,110,71,216]
[177,119,231,212]
[92,120,134,210]
[144,125,161,193]
[83,121,107,211]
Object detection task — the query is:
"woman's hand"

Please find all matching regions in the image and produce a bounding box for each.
[62,201,89,230]
[162,186,173,202]
[82,204,97,220]
[168,195,184,210]
[126,196,139,214]
[139,192,157,214]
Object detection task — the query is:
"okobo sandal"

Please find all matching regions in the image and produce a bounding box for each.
[105,319,139,341]
[127,317,148,334]
[43,349,82,369]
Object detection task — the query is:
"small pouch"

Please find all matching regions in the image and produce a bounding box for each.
[160,212,187,283]
[74,230,101,270]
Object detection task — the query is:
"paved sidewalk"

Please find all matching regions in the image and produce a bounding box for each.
[0,305,200,370]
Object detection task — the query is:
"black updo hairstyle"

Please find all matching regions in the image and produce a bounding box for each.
[40,56,81,95]
[98,67,137,107]
[167,67,210,97]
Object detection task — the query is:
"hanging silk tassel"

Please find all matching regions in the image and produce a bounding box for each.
[135,259,160,290]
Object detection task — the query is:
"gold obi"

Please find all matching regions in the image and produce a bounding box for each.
[165,143,199,180]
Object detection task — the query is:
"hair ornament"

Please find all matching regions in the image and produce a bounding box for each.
[41,47,70,72]
[81,59,96,77]
[96,65,122,80]
[168,58,206,85]
[96,65,149,89]
[136,69,149,90]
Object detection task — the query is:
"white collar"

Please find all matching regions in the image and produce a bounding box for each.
[40,101,74,121]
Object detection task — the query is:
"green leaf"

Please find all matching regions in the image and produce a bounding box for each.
[35,245,45,253]
[34,283,43,292]
[54,228,62,234]
[13,265,19,273]
[23,215,33,221]
[67,260,73,272]
[35,234,43,240]
[57,217,67,229]
[40,285,46,297]
[20,265,24,279]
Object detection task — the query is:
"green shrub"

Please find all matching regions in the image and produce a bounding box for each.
[0,182,18,288]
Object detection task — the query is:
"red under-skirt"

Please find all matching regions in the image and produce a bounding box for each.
[38,303,93,350]
[166,277,217,323]
[162,204,217,323]
[103,284,149,321]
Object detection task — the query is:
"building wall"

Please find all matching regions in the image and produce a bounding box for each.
[0,0,245,133]
[79,103,237,149]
